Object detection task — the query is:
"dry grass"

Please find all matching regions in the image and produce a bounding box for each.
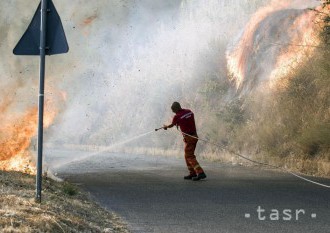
[0,170,129,233]
[190,12,330,178]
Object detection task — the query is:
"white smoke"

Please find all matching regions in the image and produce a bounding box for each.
[1,0,319,168]
[41,0,271,147]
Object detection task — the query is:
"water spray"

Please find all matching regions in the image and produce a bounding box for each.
[51,125,330,189]
[52,130,155,169]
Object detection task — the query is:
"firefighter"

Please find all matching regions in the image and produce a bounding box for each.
[163,102,207,181]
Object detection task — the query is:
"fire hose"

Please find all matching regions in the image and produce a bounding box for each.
[155,127,330,189]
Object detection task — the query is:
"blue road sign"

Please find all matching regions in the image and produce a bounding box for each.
[13,0,69,55]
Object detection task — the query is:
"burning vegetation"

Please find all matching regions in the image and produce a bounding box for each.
[0,0,328,177]
[0,95,60,174]
[227,0,323,91]
[195,2,330,176]
[0,107,38,174]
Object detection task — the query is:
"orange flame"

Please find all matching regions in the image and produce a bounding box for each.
[0,91,62,174]
[82,15,97,26]
[0,108,38,174]
[269,9,321,87]
[227,1,290,88]
[226,1,323,89]
[81,14,98,36]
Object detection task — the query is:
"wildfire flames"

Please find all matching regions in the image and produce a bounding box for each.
[226,1,323,90]
[268,9,321,87]
[0,95,61,174]
[0,108,38,174]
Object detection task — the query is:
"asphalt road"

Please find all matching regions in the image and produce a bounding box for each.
[51,150,330,233]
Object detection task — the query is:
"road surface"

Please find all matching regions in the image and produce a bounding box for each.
[50,150,330,233]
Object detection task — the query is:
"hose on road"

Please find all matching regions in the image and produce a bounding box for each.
[175,129,330,189]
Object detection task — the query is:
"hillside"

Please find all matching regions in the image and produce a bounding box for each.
[193,4,330,177]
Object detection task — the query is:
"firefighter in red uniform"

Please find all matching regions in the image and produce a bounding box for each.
[163,102,207,181]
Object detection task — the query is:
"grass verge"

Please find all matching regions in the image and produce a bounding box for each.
[0,170,129,233]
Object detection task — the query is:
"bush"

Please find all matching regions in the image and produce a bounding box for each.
[298,124,330,156]
[62,182,78,196]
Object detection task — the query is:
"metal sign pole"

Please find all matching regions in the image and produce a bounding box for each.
[36,0,48,203]
[14,0,68,202]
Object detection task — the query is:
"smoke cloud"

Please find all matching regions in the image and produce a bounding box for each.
[0,0,321,171]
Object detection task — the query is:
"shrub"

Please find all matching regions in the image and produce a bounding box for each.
[62,182,78,196]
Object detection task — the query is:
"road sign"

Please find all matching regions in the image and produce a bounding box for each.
[13,0,68,55]
[13,0,68,203]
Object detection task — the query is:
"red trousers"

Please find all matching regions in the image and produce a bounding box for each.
[183,134,204,175]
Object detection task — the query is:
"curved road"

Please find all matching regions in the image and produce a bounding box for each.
[51,150,330,233]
